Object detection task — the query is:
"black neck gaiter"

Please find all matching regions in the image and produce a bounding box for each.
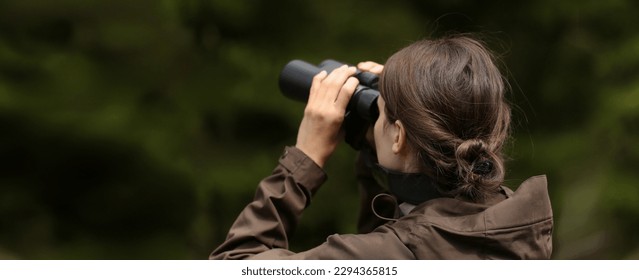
[371,164,444,205]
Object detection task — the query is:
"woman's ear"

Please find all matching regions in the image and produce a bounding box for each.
[392,120,407,154]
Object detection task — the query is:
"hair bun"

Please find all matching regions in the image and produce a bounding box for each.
[455,138,488,165]
[452,138,502,200]
[455,138,495,176]
[472,160,493,175]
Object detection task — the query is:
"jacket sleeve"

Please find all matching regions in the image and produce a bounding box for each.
[209,146,413,260]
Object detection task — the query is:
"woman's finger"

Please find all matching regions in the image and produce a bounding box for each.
[321,65,355,102]
[357,61,384,74]
[336,76,359,108]
[321,65,348,94]
[309,70,328,103]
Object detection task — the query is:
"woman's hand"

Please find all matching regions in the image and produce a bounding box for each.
[295,65,359,167]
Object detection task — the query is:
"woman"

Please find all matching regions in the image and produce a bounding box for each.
[210,35,553,259]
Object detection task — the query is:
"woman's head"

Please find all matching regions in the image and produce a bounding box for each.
[375,35,511,201]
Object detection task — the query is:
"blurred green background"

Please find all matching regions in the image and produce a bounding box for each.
[0,0,638,259]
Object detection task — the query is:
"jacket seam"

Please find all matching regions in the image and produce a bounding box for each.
[385,225,418,259]
[411,216,553,234]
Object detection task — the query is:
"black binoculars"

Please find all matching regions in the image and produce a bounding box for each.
[278,59,380,150]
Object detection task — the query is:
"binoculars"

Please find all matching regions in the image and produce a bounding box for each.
[279,59,380,149]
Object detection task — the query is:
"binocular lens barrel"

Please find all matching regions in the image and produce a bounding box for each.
[278,59,380,102]
[278,60,320,102]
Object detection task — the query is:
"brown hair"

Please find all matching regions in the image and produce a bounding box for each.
[379,35,511,201]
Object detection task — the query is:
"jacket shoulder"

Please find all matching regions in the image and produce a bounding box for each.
[487,175,552,230]
[390,175,553,259]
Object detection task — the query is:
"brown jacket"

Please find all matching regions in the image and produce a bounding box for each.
[210,146,553,259]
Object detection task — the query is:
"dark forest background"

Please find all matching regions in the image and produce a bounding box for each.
[0,0,638,259]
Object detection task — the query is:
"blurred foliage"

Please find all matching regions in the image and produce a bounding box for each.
[0,0,637,259]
